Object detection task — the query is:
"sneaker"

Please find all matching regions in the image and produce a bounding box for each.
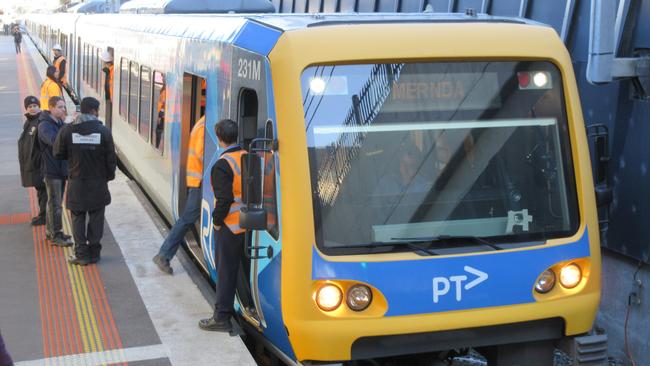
[198,317,231,332]
[61,233,73,242]
[31,216,46,226]
[153,254,173,275]
[52,232,72,247]
[46,232,55,240]
[68,255,93,266]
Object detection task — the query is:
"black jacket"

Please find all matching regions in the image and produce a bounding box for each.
[38,111,68,179]
[18,112,44,187]
[13,31,21,43]
[54,117,117,211]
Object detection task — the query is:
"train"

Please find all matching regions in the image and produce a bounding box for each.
[24,4,602,365]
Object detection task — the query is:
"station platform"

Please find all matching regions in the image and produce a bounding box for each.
[0,35,256,366]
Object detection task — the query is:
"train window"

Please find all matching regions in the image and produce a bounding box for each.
[128,61,140,128]
[119,58,129,118]
[139,66,152,141]
[90,46,96,90]
[151,71,166,153]
[95,48,101,93]
[83,44,87,83]
[264,121,279,240]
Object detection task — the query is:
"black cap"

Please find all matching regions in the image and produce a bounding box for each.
[24,96,39,109]
[80,97,100,114]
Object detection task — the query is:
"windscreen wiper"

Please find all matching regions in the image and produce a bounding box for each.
[330,241,440,256]
[390,235,503,251]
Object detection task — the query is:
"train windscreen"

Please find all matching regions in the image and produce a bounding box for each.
[301,61,579,255]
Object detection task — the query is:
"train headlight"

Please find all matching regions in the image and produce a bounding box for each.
[346,284,372,311]
[534,269,556,294]
[316,284,342,311]
[560,263,582,288]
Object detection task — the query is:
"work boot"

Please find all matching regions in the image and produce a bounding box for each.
[31,216,46,226]
[198,317,231,332]
[153,254,173,275]
[68,255,93,266]
[52,232,72,247]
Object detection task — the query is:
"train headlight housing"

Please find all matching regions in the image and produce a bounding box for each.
[316,284,342,311]
[346,284,372,311]
[560,263,582,289]
[534,269,556,293]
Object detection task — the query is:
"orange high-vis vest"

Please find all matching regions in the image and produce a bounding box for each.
[54,56,67,87]
[186,116,205,187]
[217,149,246,235]
[107,64,114,101]
[40,78,62,111]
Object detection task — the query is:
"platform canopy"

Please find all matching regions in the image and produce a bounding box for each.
[120,0,276,14]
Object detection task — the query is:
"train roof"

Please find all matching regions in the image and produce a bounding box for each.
[66,12,548,36]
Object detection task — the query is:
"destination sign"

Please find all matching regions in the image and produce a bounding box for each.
[383,72,502,113]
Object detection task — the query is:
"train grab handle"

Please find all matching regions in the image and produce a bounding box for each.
[239,137,274,231]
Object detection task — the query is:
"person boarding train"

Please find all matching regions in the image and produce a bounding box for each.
[199,119,245,332]
[153,115,205,273]
[54,97,117,266]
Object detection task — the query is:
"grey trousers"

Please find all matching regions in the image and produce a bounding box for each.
[44,178,65,237]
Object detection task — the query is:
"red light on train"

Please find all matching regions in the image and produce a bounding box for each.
[517,72,531,88]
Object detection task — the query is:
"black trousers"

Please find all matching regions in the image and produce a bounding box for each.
[14,42,20,53]
[213,226,244,321]
[71,207,105,259]
[35,184,47,219]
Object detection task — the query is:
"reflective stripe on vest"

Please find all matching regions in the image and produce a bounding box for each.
[54,56,67,87]
[218,149,246,234]
[186,117,205,187]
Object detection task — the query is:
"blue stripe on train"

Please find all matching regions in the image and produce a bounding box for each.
[313,230,590,316]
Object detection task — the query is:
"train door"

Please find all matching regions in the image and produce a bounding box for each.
[229,49,276,329]
[180,73,208,269]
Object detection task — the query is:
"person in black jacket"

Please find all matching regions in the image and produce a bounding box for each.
[38,96,72,246]
[12,26,21,54]
[54,97,116,266]
[18,96,47,226]
[199,119,244,332]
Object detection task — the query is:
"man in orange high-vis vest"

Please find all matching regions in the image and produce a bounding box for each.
[153,116,205,274]
[199,118,245,332]
[52,44,68,88]
[40,66,63,111]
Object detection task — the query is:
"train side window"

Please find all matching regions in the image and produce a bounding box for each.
[151,71,166,153]
[83,43,87,83]
[139,66,152,141]
[128,61,140,128]
[119,58,129,118]
[95,48,101,93]
[90,46,96,90]
[263,121,279,240]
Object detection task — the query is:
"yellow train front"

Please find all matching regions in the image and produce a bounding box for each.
[265,15,601,365]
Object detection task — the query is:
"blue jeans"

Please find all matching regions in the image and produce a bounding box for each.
[158,187,202,261]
